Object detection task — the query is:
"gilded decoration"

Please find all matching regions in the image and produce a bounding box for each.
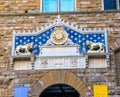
[86,41,104,53]
[15,42,33,55]
[50,27,68,45]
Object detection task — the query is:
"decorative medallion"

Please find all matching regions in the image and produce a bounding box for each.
[50,27,68,45]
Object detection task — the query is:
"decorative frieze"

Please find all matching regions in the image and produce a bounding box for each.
[34,56,86,70]
[88,58,107,68]
[10,55,35,70]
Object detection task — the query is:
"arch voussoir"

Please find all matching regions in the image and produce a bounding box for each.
[31,70,89,96]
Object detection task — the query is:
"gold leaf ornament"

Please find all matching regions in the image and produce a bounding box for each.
[50,28,68,45]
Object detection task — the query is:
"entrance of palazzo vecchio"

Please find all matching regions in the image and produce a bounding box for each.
[31,70,89,97]
[39,84,79,97]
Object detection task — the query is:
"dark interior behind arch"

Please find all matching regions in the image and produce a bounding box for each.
[39,84,80,97]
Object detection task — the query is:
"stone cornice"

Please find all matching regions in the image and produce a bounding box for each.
[0,10,120,17]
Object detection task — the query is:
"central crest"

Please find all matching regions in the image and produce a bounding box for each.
[50,27,68,45]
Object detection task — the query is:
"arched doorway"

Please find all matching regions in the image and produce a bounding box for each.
[31,70,90,96]
[39,84,80,97]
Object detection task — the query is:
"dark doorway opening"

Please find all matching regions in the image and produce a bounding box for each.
[39,84,80,97]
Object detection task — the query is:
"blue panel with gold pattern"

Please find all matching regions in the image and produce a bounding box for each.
[15,27,105,56]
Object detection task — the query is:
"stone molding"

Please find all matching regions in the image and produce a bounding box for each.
[0,10,120,16]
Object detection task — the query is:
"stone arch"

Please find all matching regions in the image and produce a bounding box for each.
[31,70,90,97]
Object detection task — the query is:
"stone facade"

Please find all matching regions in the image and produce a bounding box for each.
[0,0,102,13]
[0,0,120,97]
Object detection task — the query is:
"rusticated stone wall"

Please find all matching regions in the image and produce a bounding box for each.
[0,0,40,14]
[77,0,102,11]
[0,0,102,14]
[0,12,120,97]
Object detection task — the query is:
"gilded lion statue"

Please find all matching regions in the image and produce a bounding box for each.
[86,41,104,53]
[15,43,33,55]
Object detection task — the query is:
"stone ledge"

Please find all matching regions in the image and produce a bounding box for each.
[0,10,120,16]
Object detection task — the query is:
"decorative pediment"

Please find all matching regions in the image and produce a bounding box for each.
[11,15,109,70]
[12,15,108,56]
